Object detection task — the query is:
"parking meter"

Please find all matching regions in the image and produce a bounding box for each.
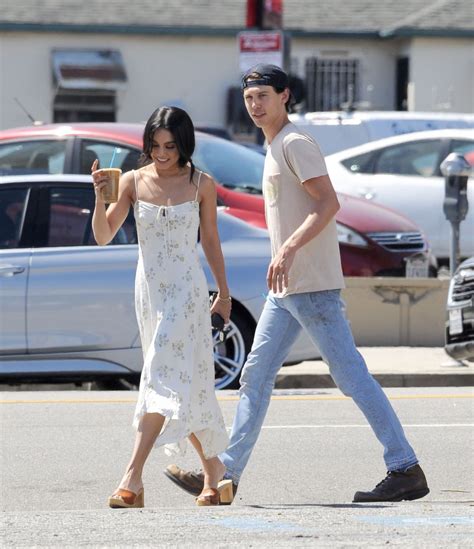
[440,153,471,275]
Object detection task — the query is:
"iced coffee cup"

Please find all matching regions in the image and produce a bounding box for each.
[96,168,122,203]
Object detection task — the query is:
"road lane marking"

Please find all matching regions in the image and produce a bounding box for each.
[250,394,474,402]
[0,393,473,405]
[262,423,474,429]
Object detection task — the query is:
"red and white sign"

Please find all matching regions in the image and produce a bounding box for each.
[238,31,283,72]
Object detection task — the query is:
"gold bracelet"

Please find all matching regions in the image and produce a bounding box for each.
[217,295,232,302]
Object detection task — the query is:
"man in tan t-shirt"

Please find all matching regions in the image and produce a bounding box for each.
[165,64,429,504]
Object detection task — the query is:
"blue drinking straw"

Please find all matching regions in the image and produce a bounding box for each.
[109,147,119,168]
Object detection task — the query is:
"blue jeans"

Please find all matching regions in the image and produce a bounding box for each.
[220,290,418,484]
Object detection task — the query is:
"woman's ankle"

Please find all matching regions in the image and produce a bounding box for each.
[119,467,143,491]
[204,456,225,472]
[202,457,226,488]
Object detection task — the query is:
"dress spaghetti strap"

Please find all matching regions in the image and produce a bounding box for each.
[133,169,139,203]
[194,170,202,201]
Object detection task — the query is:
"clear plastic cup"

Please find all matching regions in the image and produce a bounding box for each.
[96,168,122,203]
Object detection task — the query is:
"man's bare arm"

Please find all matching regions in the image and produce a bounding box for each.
[267,174,340,293]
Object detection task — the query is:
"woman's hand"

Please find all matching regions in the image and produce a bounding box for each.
[210,295,232,325]
[91,159,108,204]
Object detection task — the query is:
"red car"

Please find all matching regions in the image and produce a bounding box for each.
[0,123,436,276]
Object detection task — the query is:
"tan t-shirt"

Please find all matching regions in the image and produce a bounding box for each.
[263,122,344,297]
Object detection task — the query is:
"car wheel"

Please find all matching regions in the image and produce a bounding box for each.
[92,378,135,391]
[213,308,254,390]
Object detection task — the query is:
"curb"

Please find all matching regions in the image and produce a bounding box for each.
[275,372,474,389]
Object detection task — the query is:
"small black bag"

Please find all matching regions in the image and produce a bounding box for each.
[209,293,228,342]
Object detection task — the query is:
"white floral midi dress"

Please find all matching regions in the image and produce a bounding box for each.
[132,169,229,458]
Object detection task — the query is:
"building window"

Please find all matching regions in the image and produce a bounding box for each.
[51,49,127,123]
[53,89,116,123]
[305,58,359,111]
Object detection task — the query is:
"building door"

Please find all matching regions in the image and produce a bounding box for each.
[396,57,409,111]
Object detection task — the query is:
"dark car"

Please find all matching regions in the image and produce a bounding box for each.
[445,256,474,362]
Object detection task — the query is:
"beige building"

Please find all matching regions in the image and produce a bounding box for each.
[0,0,473,131]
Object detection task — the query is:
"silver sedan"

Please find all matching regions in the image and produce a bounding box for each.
[0,175,318,389]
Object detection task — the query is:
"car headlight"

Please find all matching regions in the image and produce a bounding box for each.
[455,268,474,284]
[336,223,369,247]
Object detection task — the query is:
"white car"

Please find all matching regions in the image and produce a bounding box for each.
[290,111,474,155]
[325,129,474,261]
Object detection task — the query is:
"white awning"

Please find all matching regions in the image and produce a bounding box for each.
[52,49,127,91]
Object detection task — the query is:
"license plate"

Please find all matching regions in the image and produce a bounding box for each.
[405,255,429,278]
[449,309,463,335]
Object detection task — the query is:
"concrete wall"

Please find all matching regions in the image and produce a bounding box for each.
[1,32,473,131]
[0,33,54,128]
[408,37,474,113]
[342,277,450,346]
[0,32,241,129]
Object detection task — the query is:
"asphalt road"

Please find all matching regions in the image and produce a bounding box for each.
[1,387,473,547]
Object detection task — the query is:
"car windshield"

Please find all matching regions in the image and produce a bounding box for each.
[194,137,264,193]
[0,140,67,175]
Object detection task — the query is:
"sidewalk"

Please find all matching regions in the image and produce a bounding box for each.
[275,347,474,389]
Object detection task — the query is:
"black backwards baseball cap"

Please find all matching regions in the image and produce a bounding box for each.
[241,63,289,90]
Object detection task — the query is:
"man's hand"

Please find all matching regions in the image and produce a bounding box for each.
[267,245,296,293]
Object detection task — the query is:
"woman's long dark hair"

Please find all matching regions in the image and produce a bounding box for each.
[141,106,196,182]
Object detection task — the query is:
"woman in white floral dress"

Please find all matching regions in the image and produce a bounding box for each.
[92,106,232,507]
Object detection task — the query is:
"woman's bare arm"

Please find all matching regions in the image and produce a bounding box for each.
[91,161,135,246]
[198,174,232,323]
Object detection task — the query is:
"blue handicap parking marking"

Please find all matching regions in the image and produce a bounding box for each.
[204,516,303,532]
[357,515,474,527]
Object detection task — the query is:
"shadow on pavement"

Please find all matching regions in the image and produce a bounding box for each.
[248,503,390,509]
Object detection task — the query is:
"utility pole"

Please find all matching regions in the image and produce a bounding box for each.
[247,0,283,30]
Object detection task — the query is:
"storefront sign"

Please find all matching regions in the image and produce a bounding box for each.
[238,30,284,72]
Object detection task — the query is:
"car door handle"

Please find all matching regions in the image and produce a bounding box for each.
[0,265,26,277]
[357,187,376,200]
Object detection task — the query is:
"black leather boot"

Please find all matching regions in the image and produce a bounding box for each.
[353,464,429,503]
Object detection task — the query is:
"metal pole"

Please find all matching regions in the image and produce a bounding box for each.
[450,223,460,276]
